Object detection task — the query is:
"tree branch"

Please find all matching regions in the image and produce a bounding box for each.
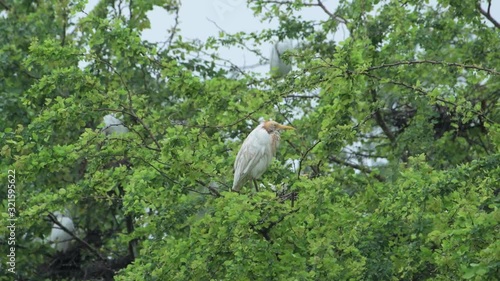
[370,89,396,144]
[129,110,162,152]
[260,0,347,24]
[297,140,321,179]
[367,59,500,76]
[0,0,9,10]
[195,179,222,197]
[361,71,497,125]
[48,212,106,261]
[163,5,180,51]
[476,0,500,29]
[207,18,268,62]
[250,208,299,241]
[125,214,138,260]
[285,94,319,99]
[317,0,347,24]
[60,7,68,47]
[329,155,386,182]
[93,56,161,151]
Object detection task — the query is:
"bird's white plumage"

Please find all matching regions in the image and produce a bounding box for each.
[49,211,75,253]
[103,114,129,135]
[232,123,280,191]
[270,40,294,77]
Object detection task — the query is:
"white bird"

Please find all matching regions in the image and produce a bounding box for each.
[270,40,295,78]
[103,114,129,135]
[49,211,75,253]
[232,120,294,192]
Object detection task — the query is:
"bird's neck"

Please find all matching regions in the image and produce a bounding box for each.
[271,132,281,156]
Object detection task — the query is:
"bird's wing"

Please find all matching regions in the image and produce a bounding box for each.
[232,128,270,191]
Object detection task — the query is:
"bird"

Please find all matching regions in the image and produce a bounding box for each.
[232,120,294,192]
[48,211,75,253]
[102,114,129,135]
[270,40,295,78]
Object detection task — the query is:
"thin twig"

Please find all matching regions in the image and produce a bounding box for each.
[317,0,347,24]
[163,5,181,51]
[297,140,321,180]
[128,155,178,184]
[206,18,268,62]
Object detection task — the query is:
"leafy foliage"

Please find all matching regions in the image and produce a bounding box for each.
[1,0,499,280]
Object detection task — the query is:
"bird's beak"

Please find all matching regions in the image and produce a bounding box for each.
[277,124,295,130]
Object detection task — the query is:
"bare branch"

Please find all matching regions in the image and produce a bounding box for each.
[476,0,500,29]
[317,0,347,24]
[163,5,181,51]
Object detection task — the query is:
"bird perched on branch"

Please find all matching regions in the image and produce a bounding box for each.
[49,211,75,253]
[102,114,129,135]
[232,120,294,192]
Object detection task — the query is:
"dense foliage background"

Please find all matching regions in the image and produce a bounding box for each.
[1,0,499,280]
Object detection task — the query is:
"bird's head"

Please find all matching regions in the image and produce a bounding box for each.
[262,120,295,133]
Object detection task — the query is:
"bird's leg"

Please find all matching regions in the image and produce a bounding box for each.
[253,179,259,192]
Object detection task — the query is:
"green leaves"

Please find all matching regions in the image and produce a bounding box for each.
[1,0,499,279]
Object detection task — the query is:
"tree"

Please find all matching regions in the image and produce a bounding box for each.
[1,0,499,280]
